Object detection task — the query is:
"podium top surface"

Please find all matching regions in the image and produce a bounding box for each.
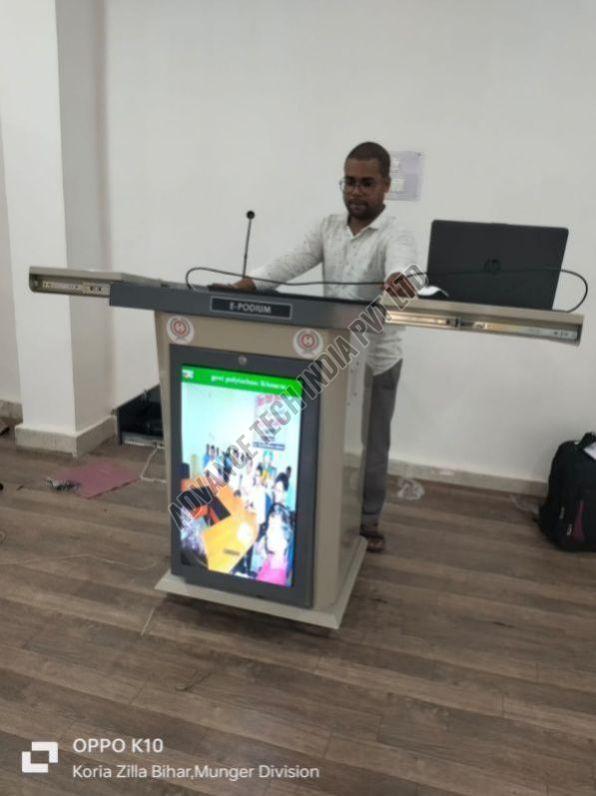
[29,267,583,343]
[109,282,371,329]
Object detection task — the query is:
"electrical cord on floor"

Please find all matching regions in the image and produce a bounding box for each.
[140,443,167,485]
[0,543,162,572]
[509,494,540,517]
[185,266,588,313]
[140,605,159,637]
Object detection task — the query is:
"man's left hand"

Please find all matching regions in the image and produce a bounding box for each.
[383,272,417,300]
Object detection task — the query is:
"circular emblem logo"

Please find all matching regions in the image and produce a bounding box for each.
[293,328,324,359]
[167,315,194,344]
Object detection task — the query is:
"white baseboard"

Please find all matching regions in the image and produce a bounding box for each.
[388,458,546,497]
[14,414,116,458]
[0,400,23,421]
[346,452,547,497]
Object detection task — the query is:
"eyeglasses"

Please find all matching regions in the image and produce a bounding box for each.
[339,177,382,193]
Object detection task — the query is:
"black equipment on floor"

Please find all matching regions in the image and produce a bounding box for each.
[539,432,596,551]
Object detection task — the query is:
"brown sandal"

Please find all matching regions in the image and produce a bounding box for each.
[360,527,386,553]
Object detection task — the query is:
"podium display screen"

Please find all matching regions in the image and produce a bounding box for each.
[169,346,318,607]
[179,366,301,588]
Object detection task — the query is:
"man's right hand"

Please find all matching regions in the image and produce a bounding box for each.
[209,277,257,292]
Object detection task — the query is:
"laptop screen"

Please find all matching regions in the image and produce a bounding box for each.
[427,220,568,309]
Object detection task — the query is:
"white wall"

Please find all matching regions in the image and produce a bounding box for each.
[0,0,76,432]
[0,0,113,450]
[0,122,21,406]
[56,0,112,430]
[102,0,596,482]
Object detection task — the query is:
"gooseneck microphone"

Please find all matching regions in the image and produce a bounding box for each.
[242,210,256,278]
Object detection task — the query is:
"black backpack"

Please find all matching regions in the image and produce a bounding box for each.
[538,433,596,551]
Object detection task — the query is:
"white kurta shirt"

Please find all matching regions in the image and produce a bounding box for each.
[252,208,417,375]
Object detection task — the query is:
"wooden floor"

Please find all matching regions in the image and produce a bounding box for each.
[1,427,596,796]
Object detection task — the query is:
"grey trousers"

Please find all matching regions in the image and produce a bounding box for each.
[361,359,402,526]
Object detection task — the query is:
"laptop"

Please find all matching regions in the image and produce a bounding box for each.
[427,220,568,309]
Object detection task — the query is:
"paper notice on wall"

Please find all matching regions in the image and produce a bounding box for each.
[388,150,423,201]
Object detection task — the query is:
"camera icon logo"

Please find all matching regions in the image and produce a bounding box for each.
[21,742,59,774]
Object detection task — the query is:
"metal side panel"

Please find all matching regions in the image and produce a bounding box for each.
[381,297,583,344]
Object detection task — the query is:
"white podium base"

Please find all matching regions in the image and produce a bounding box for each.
[155,538,367,630]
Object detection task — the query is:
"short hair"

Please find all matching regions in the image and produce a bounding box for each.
[346,142,391,178]
[275,473,289,491]
[266,503,292,541]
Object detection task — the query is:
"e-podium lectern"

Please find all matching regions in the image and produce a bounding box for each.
[32,270,378,627]
[124,282,370,628]
[29,267,584,628]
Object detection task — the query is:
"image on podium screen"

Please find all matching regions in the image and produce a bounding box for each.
[168,345,320,608]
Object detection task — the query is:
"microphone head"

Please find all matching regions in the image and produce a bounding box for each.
[246,210,255,219]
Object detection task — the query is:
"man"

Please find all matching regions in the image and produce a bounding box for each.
[272,472,289,507]
[219,142,417,552]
